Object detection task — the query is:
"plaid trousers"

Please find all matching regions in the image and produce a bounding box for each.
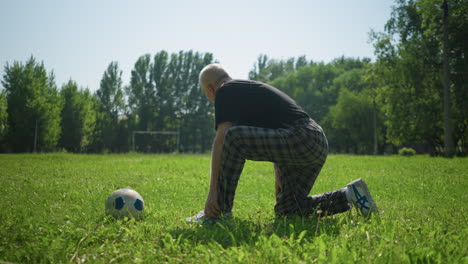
[217,118,350,217]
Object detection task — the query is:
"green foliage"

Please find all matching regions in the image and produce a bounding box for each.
[43,72,63,150]
[323,89,376,154]
[0,90,8,148]
[3,0,466,157]
[126,50,215,153]
[398,147,416,156]
[248,54,310,83]
[370,0,467,154]
[0,51,216,153]
[59,80,96,152]
[1,56,62,152]
[94,62,125,152]
[0,154,466,263]
[261,57,379,154]
[267,57,371,122]
[97,62,125,117]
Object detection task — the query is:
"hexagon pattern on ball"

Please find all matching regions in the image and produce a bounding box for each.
[105,188,145,220]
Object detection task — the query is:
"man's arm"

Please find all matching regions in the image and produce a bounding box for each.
[274,163,283,197]
[204,121,233,218]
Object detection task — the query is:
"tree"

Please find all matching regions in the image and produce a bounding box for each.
[362,63,385,155]
[128,54,154,128]
[42,72,63,151]
[441,0,454,157]
[370,0,467,155]
[153,50,215,152]
[95,62,125,152]
[126,50,215,152]
[248,54,269,82]
[249,54,310,83]
[258,56,377,154]
[323,88,377,154]
[59,80,96,152]
[178,51,216,152]
[0,90,8,151]
[2,56,62,152]
[126,54,157,151]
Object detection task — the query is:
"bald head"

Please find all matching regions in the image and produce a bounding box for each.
[199,64,231,102]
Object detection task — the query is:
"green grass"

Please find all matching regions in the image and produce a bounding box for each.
[0,153,466,263]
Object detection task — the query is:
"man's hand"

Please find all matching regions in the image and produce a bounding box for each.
[204,192,221,218]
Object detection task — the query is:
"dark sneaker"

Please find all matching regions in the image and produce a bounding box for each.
[346,178,378,216]
[186,210,232,224]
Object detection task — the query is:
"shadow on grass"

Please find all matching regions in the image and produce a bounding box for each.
[167,214,345,248]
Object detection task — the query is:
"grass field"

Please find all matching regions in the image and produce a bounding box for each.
[0,153,466,263]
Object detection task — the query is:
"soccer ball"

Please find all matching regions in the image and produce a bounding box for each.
[105,188,145,220]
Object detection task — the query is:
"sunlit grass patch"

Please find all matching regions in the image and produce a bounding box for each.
[0,154,466,263]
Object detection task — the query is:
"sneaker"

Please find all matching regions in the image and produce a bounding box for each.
[346,178,378,216]
[186,210,232,224]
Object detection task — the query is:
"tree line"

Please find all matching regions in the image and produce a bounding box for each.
[249,0,466,156]
[0,51,215,153]
[0,0,466,155]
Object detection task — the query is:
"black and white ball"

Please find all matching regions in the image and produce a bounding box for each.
[105,188,145,220]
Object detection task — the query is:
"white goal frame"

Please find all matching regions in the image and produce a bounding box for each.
[132,131,180,152]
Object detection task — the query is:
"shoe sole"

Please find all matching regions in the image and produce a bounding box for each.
[186,210,233,224]
[186,210,207,223]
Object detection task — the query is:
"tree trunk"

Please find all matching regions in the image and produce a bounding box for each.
[442,0,454,157]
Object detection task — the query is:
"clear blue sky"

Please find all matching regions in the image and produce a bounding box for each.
[0,0,395,92]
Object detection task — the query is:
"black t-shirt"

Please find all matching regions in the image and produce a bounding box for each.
[214,79,309,130]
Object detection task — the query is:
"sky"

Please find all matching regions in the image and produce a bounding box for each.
[0,0,395,92]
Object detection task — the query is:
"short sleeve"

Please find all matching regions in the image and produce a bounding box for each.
[214,86,240,130]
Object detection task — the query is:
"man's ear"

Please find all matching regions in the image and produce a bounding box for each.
[208,85,216,96]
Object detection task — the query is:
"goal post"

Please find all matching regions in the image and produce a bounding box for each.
[132,131,180,152]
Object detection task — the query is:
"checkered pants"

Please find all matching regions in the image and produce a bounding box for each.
[217,118,350,217]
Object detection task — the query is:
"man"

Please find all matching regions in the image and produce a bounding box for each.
[187,64,378,223]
